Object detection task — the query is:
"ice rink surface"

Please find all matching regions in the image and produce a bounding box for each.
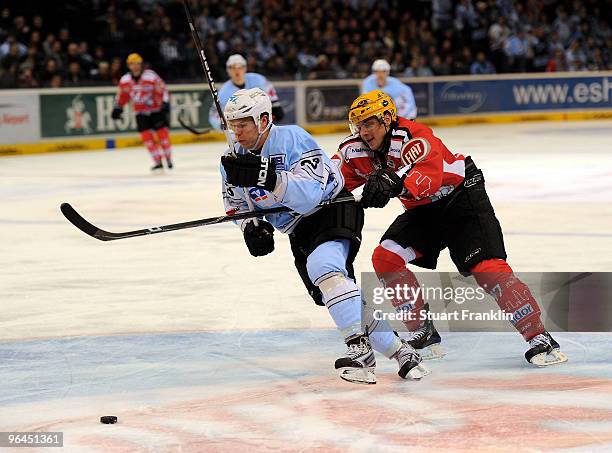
[2,120,612,452]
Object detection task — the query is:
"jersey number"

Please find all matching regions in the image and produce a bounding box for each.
[300,157,320,172]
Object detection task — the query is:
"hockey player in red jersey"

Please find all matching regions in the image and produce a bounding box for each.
[333,90,568,367]
[112,53,173,171]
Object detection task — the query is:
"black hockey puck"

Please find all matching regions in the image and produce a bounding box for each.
[100,415,118,424]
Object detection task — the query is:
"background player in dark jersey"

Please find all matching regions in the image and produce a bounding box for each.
[332,90,567,367]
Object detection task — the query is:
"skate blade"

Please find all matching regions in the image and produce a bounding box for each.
[420,344,445,360]
[338,367,376,385]
[530,349,568,367]
[406,363,431,380]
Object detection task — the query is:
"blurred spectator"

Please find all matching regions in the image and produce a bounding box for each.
[17,66,37,88]
[0,34,27,59]
[503,29,529,72]
[90,60,112,85]
[40,58,59,85]
[488,16,511,72]
[65,61,83,86]
[0,0,609,89]
[546,49,568,72]
[565,40,587,71]
[49,73,62,88]
[470,51,496,75]
[0,62,18,88]
[109,57,122,85]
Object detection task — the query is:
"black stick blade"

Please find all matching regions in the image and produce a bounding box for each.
[178,110,211,135]
[60,203,114,241]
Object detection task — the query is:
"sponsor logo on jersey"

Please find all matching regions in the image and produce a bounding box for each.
[510,303,534,326]
[248,187,268,202]
[258,157,269,187]
[400,137,430,167]
[269,154,285,170]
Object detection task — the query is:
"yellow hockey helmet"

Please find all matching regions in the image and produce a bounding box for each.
[348,90,397,134]
[126,53,143,65]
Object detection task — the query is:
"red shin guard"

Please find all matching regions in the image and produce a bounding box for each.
[470,259,545,340]
[140,130,161,162]
[156,127,172,159]
[372,244,425,331]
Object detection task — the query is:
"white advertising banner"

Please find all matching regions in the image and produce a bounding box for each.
[0,92,40,144]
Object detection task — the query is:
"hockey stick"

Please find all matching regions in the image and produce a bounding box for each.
[60,195,356,242]
[178,109,211,135]
[181,0,258,223]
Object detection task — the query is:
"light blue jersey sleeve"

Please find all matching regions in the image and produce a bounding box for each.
[267,126,342,215]
[387,77,417,119]
[218,125,343,234]
[361,75,378,94]
[385,77,417,120]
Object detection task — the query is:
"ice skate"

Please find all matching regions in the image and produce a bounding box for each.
[525,331,568,366]
[404,305,444,360]
[165,158,173,169]
[335,334,376,384]
[151,161,164,172]
[395,340,431,380]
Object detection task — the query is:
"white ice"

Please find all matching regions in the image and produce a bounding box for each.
[1,120,612,452]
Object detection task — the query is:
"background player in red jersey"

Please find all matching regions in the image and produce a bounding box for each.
[332,90,568,367]
[111,53,173,172]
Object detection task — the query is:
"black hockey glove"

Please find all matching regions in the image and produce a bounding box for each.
[361,169,404,208]
[243,220,275,257]
[221,153,277,191]
[111,107,123,120]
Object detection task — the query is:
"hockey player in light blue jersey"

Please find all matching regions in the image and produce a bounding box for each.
[362,59,417,120]
[209,54,284,130]
[219,88,429,384]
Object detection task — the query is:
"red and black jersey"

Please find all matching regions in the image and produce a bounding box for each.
[332,117,466,210]
[115,69,169,114]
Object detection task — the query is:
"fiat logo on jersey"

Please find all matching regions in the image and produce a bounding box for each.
[400,137,431,167]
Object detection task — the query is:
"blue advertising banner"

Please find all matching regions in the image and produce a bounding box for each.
[275,87,296,125]
[433,76,612,115]
[410,82,430,117]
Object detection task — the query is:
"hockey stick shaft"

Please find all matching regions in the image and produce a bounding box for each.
[60,196,356,242]
[182,0,258,219]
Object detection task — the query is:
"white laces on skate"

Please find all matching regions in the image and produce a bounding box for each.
[407,324,428,342]
[337,337,376,385]
[346,342,368,359]
[528,333,552,348]
[405,324,445,360]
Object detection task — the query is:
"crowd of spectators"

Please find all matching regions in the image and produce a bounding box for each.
[0,0,610,89]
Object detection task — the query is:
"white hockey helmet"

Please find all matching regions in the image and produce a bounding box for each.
[224,87,273,134]
[226,54,247,69]
[371,59,391,72]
